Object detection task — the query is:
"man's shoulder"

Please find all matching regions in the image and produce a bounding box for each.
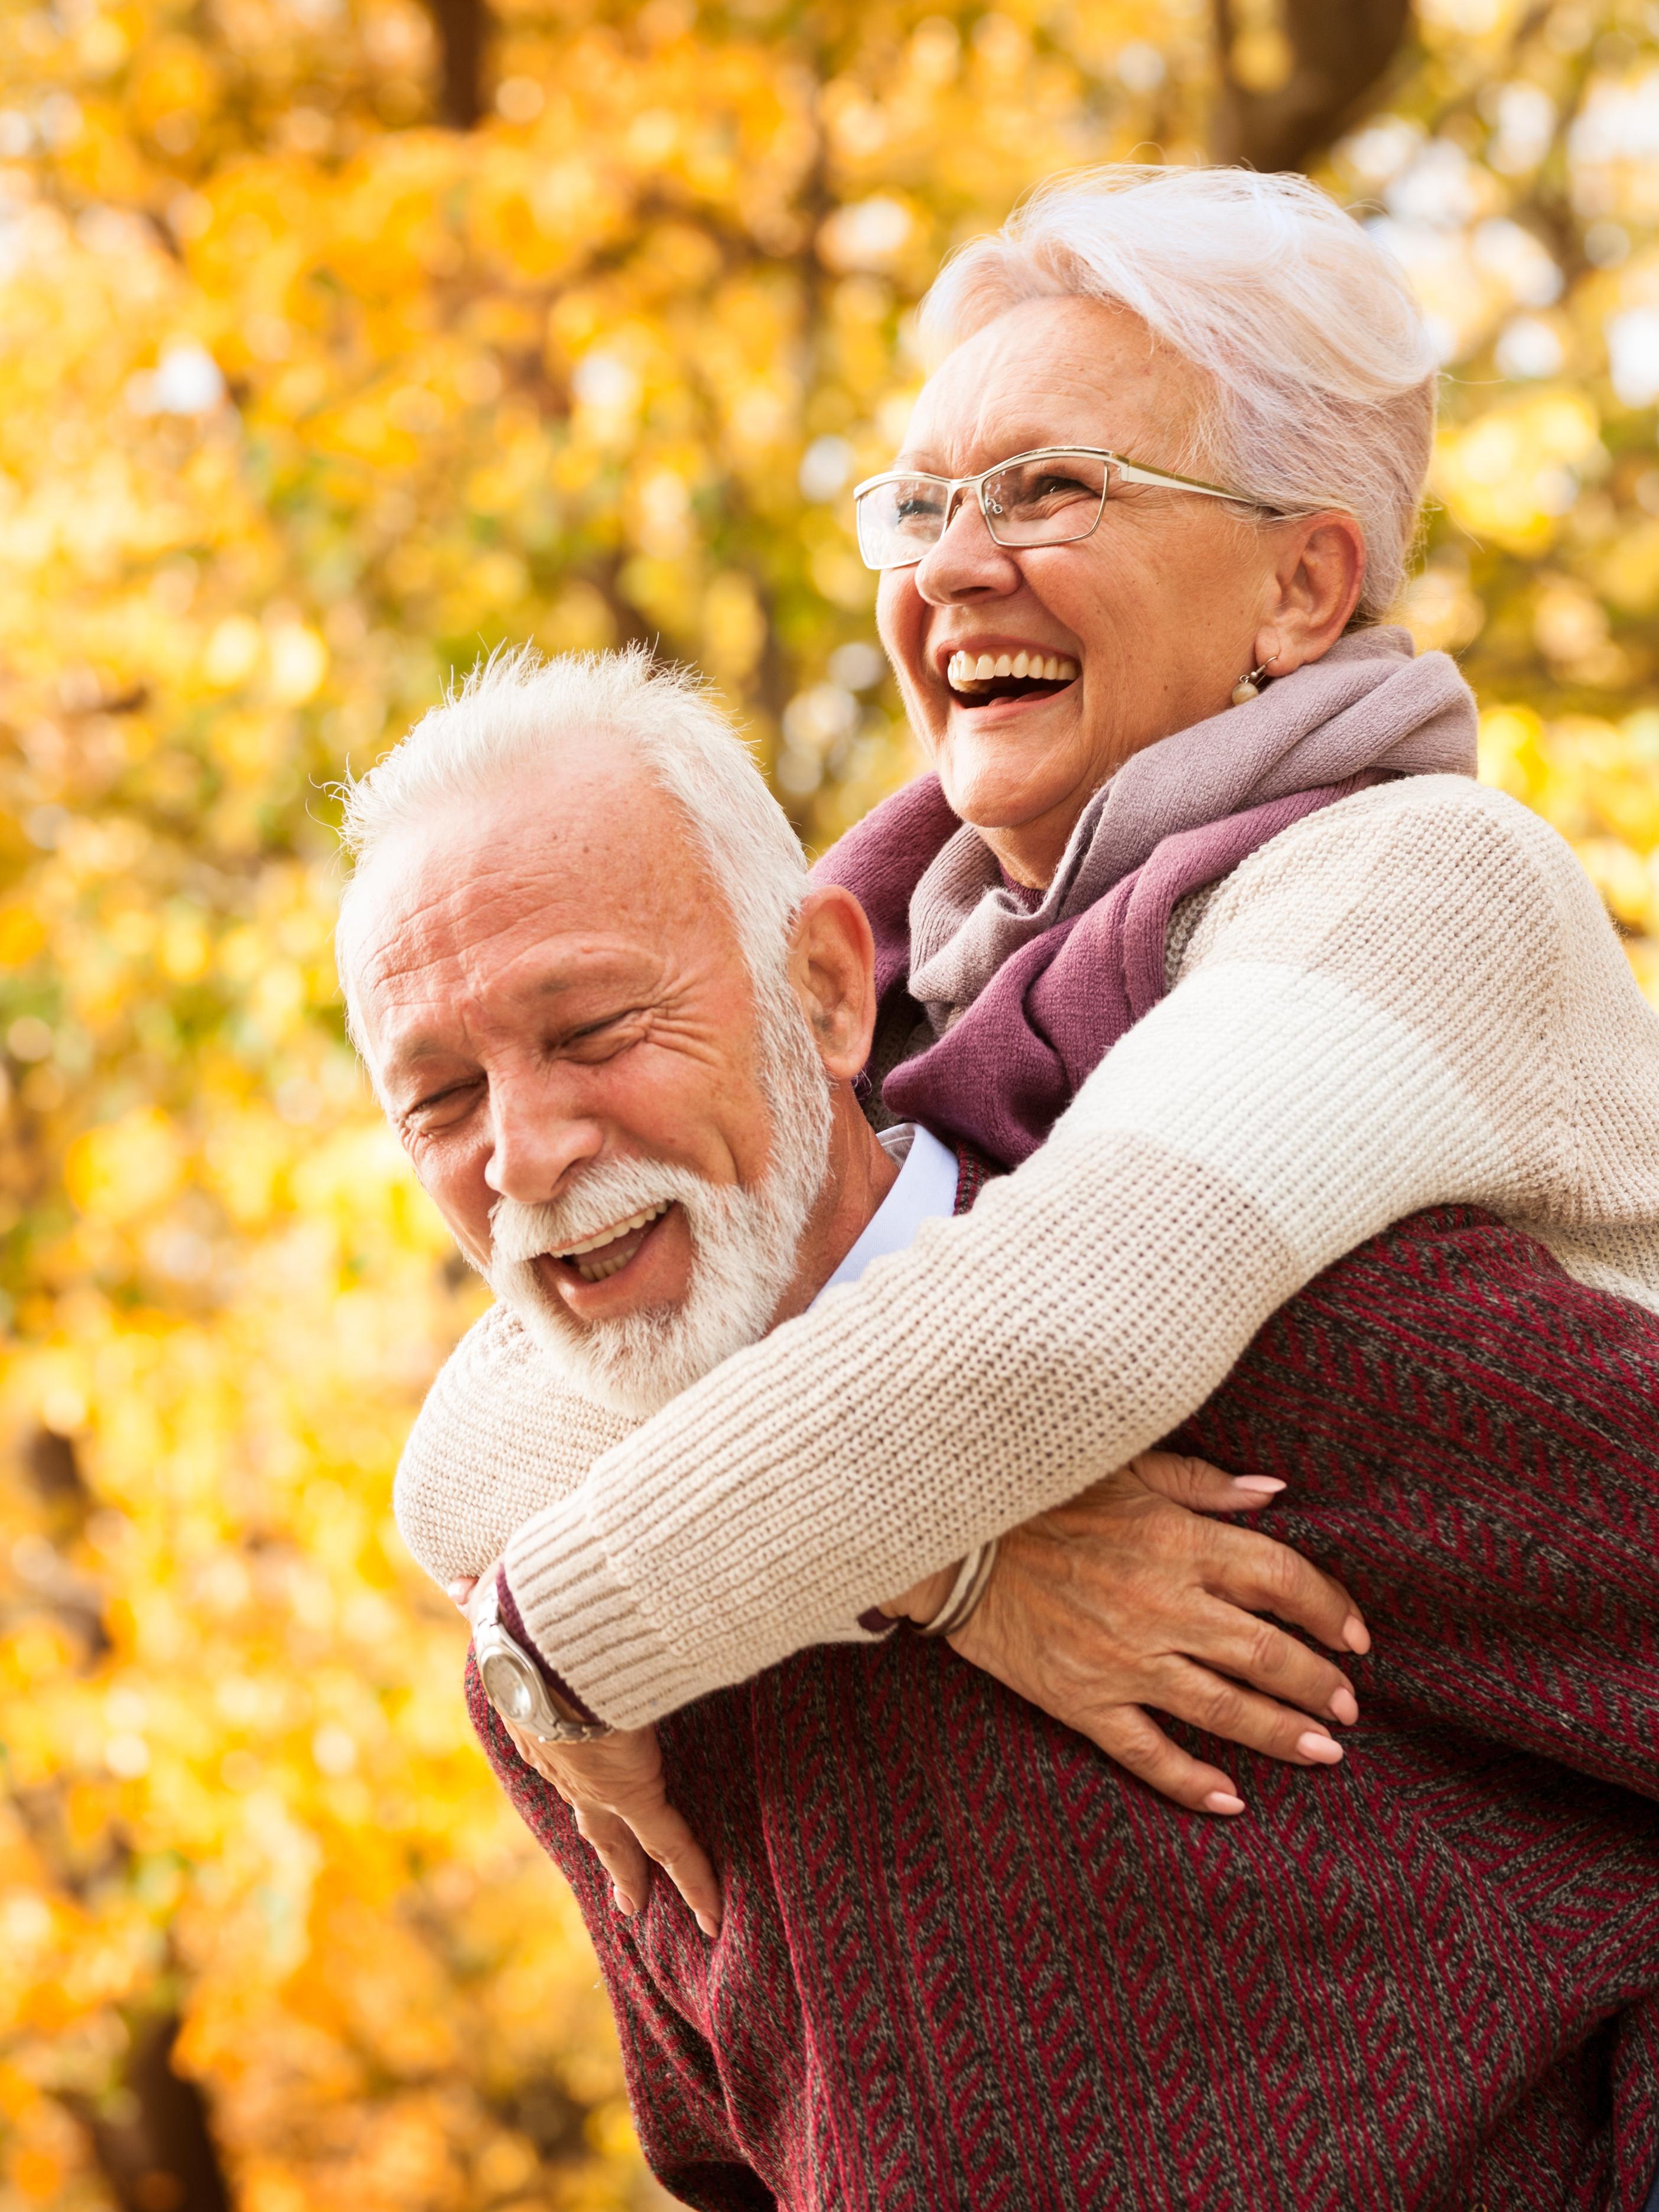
[952,1143,1002,1215]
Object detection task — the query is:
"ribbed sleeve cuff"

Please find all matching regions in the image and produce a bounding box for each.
[502,1488,899,1730]
[502,1491,710,1733]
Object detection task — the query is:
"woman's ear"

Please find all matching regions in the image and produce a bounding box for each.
[1257,512,1367,676]
[786,886,879,1082]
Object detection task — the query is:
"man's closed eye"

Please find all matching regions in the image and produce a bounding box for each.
[555,1010,651,1062]
[405,1075,485,1130]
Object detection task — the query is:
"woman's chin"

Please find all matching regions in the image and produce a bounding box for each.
[936,742,1087,845]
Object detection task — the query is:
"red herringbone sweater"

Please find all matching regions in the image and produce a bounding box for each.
[469,1196,1659,2212]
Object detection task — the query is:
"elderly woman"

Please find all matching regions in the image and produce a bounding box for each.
[460,165,1659,1734]
[382,165,1659,2205]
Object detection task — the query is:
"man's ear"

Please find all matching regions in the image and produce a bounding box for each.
[786,885,879,1082]
[1255,511,1367,677]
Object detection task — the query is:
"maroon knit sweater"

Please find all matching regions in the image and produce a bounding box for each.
[468,1190,1659,2212]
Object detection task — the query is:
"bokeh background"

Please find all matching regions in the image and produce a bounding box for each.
[1,0,1657,2203]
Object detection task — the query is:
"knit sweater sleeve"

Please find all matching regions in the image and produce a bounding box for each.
[392,1300,639,1584]
[502,777,1659,1729]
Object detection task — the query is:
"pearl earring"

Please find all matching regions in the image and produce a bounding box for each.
[1231,663,1270,707]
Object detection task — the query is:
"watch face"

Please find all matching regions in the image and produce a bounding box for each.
[480,1647,540,1725]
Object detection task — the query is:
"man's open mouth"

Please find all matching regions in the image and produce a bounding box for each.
[548,1201,672,1284]
[945,648,1079,710]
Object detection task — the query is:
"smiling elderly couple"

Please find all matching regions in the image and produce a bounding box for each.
[337,169,1659,2211]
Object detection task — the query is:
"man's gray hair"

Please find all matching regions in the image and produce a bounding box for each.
[335,645,809,1048]
[920,166,1438,621]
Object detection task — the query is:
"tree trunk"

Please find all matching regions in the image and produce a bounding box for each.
[1211,0,1414,172]
[72,2015,233,2212]
[423,0,487,129]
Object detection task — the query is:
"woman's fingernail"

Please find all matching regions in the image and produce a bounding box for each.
[696,1912,720,1938]
[1329,1686,1359,1726]
[1203,1790,1247,1814]
[1342,1615,1371,1655]
[1297,1731,1345,1764]
[613,1886,637,1915]
[1234,1477,1285,1496]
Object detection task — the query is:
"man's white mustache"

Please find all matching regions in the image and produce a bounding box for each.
[490,1160,707,1266]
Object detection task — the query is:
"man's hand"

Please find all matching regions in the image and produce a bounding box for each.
[451,1568,722,1936]
[887,1452,1370,1817]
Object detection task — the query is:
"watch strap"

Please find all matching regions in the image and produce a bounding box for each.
[495,1565,604,1730]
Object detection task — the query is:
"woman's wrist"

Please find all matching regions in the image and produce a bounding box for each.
[878,1564,959,1625]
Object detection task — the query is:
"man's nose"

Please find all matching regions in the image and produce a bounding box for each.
[912,487,1022,606]
[483,1073,603,1204]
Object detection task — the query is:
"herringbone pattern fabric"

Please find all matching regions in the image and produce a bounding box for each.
[469,1205,1659,2212]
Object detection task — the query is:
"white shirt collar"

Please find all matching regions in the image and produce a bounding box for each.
[809,1123,961,1307]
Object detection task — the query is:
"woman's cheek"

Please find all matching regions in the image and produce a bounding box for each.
[876,578,929,690]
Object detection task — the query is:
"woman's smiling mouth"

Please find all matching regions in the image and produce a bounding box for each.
[946,646,1079,708]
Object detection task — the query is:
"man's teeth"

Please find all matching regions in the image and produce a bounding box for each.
[552,1200,669,1280]
[947,649,1079,690]
[575,1248,632,1283]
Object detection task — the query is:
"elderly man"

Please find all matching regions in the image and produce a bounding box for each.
[341,650,1659,2212]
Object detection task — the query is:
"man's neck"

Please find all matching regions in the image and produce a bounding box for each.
[770,1087,900,1327]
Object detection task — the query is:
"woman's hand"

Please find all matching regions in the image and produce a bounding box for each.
[889,1452,1370,1816]
[451,1569,721,1936]
[498,1717,723,1939]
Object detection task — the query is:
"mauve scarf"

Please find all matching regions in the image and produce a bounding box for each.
[813,626,1478,1167]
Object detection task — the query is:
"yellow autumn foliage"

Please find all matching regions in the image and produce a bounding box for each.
[1,0,1657,2207]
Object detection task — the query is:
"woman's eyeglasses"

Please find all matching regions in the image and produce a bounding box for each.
[851,446,1277,572]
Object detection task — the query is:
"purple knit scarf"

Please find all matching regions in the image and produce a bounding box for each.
[812,627,1478,1166]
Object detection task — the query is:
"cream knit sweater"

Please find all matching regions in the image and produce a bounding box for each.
[394,775,1659,1729]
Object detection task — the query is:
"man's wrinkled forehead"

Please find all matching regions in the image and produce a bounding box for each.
[346,746,722,1049]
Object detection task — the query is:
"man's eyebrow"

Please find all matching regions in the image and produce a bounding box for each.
[379,1034,470,1089]
[379,972,649,1081]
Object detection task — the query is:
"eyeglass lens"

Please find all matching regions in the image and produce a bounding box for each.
[855,452,1110,569]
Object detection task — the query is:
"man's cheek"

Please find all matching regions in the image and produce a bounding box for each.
[411,1145,493,1268]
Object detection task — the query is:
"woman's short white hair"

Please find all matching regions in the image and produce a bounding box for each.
[920,166,1437,620]
[334,646,808,1051]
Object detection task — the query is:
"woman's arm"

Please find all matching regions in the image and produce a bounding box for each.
[497,777,1659,1730]
[393,1299,637,1585]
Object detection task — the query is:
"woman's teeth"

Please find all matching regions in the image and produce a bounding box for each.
[947,648,1079,691]
[555,1202,669,1283]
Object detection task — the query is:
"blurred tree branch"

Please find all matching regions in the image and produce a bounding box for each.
[69,2015,233,2212]
[422,0,489,127]
[1211,0,1414,170]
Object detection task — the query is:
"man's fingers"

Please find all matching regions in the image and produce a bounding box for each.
[1082,1703,1247,1816]
[1201,1520,1369,1655]
[1128,1450,1286,1515]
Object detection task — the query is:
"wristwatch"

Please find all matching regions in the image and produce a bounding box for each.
[473,1571,613,1743]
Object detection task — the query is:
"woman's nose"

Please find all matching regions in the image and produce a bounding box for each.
[912,489,1023,606]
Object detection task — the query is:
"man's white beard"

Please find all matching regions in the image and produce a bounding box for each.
[486,983,833,1418]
